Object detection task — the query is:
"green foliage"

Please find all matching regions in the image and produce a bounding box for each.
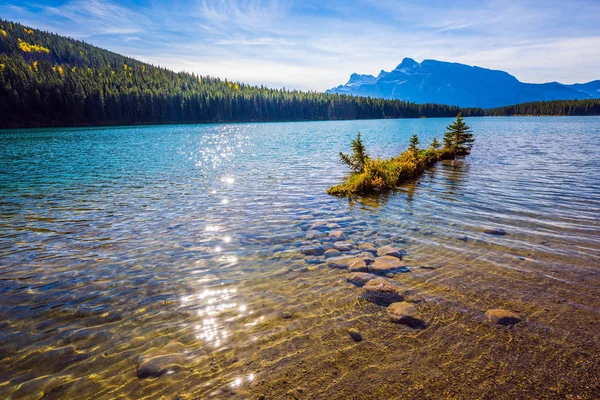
[443,113,474,156]
[0,19,484,128]
[409,134,420,155]
[329,123,478,197]
[339,133,369,173]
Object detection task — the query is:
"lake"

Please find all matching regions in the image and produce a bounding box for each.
[1,117,599,399]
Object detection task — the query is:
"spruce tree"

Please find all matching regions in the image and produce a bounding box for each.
[409,134,420,155]
[431,137,440,150]
[339,132,369,173]
[443,113,474,156]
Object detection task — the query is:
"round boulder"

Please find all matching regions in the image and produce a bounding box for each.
[362,278,403,305]
[387,302,424,328]
[376,245,406,259]
[347,272,378,287]
[369,256,405,274]
[348,258,369,272]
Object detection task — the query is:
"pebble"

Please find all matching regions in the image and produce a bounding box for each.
[324,249,342,258]
[301,245,325,256]
[334,242,354,252]
[137,354,184,379]
[306,230,326,239]
[362,278,403,305]
[329,231,347,240]
[347,272,377,286]
[282,311,293,319]
[376,245,406,259]
[355,252,376,264]
[484,309,521,326]
[326,255,354,269]
[387,302,424,328]
[369,256,405,274]
[348,328,363,342]
[347,258,369,272]
[483,228,507,236]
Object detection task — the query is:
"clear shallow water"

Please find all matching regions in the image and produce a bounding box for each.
[0,117,599,399]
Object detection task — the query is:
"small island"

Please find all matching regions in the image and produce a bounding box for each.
[327,114,475,196]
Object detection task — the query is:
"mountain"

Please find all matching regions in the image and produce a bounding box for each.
[0,20,477,129]
[327,58,600,109]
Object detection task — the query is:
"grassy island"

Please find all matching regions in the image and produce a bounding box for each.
[327,114,474,196]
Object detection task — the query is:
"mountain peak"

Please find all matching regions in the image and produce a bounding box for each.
[396,57,419,70]
[328,58,598,108]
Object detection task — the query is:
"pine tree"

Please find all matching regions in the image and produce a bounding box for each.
[339,132,369,173]
[443,113,474,156]
[431,137,440,150]
[409,134,420,155]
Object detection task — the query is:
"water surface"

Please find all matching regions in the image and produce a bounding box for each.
[1,117,599,399]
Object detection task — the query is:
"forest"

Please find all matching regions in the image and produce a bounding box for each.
[483,99,600,116]
[0,19,482,129]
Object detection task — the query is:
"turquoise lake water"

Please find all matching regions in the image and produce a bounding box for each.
[1,117,599,399]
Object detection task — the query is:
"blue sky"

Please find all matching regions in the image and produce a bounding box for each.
[2,0,599,90]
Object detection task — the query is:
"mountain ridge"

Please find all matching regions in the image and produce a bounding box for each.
[327,58,600,108]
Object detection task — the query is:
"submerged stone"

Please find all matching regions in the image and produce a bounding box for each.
[347,272,377,286]
[301,245,325,256]
[326,256,354,269]
[348,328,363,342]
[347,258,369,272]
[306,230,326,239]
[369,256,405,274]
[387,302,424,328]
[376,245,405,259]
[483,228,507,236]
[329,230,347,240]
[304,256,325,265]
[485,309,521,326]
[324,249,342,258]
[356,252,376,264]
[333,242,354,252]
[362,278,403,305]
[282,311,293,319]
[137,354,185,379]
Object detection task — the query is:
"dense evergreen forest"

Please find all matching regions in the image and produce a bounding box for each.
[0,19,484,129]
[483,99,600,116]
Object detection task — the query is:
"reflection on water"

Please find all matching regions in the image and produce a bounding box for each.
[0,117,599,398]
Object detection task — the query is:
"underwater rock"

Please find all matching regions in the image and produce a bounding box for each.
[282,311,293,319]
[387,302,424,328]
[348,328,363,342]
[376,245,405,259]
[329,231,347,241]
[347,259,369,272]
[362,278,403,305]
[137,354,185,379]
[306,230,326,239]
[327,256,354,269]
[324,249,342,258]
[333,242,354,252]
[304,256,325,265]
[483,228,507,236]
[369,256,405,274]
[485,309,521,325]
[355,252,376,264]
[347,272,377,286]
[358,243,377,253]
[301,245,325,256]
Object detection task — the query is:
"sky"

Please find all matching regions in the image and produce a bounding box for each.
[2,0,599,91]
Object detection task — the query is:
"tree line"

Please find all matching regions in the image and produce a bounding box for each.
[483,99,600,116]
[0,19,483,129]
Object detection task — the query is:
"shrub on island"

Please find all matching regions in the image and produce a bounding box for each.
[327,114,474,197]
